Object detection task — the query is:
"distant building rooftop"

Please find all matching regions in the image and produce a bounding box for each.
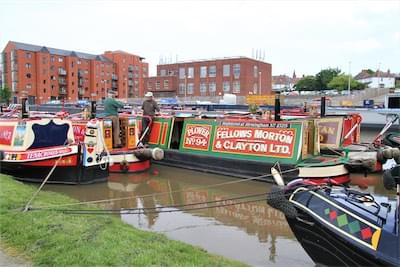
[8,41,113,63]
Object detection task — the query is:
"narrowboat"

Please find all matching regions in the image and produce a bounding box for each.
[0,118,108,184]
[71,114,164,174]
[140,110,372,182]
[267,164,400,267]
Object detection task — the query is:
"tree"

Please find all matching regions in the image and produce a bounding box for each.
[327,75,365,92]
[316,68,341,91]
[0,85,11,105]
[294,76,318,91]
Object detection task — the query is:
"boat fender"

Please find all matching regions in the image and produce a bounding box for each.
[120,160,129,173]
[266,185,298,219]
[151,147,164,161]
[383,164,400,191]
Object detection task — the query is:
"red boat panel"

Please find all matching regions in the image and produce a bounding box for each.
[109,160,150,173]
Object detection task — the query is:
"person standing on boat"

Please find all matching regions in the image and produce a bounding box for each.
[104,90,124,148]
[140,92,160,147]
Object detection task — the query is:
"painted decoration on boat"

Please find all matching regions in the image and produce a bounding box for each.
[13,122,26,147]
[212,126,296,158]
[179,119,303,164]
[72,122,87,143]
[3,146,75,161]
[144,116,174,149]
[182,124,212,151]
[0,125,15,145]
[316,118,343,148]
[290,188,382,251]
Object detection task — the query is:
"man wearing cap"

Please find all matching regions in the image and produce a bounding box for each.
[140,92,160,146]
[104,90,124,148]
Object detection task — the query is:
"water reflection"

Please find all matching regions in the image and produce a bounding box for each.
[41,164,394,267]
[43,165,312,266]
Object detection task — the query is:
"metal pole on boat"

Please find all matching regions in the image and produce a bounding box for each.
[90,101,97,119]
[21,98,28,118]
[274,92,281,121]
[321,96,326,117]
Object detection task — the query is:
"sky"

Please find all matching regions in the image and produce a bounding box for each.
[1,0,399,77]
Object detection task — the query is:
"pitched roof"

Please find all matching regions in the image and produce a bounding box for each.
[9,41,113,63]
[354,69,396,80]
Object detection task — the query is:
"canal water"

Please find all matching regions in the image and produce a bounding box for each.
[40,129,394,267]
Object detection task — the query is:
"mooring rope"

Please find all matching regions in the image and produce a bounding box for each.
[33,167,300,210]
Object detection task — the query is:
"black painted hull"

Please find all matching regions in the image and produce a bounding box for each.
[287,215,393,267]
[157,149,299,182]
[0,161,108,184]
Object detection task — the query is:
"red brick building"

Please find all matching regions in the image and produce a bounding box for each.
[0,41,148,104]
[145,57,272,98]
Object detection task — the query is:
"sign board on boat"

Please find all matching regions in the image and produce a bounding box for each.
[246,95,283,105]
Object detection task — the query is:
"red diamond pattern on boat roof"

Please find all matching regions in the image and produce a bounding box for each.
[329,210,337,220]
[361,227,372,240]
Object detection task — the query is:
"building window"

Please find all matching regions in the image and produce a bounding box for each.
[223,64,230,77]
[26,84,32,89]
[77,60,81,65]
[179,68,185,79]
[26,73,32,78]
[50,65,54,71]
[233,64,240,78]
[179,83,185,94]
[26,52,32,59]
[147,82,152,90]
[43,88,46,93]
[200,82,207,93]
[187,67,194,78]
[200,66,207,78]
[254,66,258,77]
[209,65,216,77]
[42,57,47,64]
[253,83,258,94]
[25,63,31,69]
[223,81,230,92]
[58,57,63,62]
[163,80,169,89]
[43,79,46,84]
[160,69,166,76]
[233,81,240,93]
[187,83,194,94]
[156,81,160,90]
[209,82,216,93]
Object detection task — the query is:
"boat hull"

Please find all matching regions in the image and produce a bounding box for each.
[157,149,299,182]
[0,160,108,184]
[287,215,392,267]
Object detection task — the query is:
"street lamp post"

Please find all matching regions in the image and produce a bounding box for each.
[184,75,187,107]
[259,71,262,95]
[347,61,351,95]
[125,78,128,101]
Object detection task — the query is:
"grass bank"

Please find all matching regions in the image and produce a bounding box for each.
[0,174,248,267]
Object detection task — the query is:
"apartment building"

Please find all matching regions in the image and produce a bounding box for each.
[1,41,148,104]
[144,57,272,98]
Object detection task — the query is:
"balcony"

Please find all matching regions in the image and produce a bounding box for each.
[58,68,67,75]
[128,65,134,72]
[59,87,67,95]
[128,80,134,86]
[78,78,84,86]
[78,88,84,95]
[58,78,67,85]
[128,73,133,79]
[112,74,118,80]
[112,81,118,89]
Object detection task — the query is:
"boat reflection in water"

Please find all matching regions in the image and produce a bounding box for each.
[43,165,312,266]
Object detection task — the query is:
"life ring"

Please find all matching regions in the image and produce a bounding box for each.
[120,160,129,173]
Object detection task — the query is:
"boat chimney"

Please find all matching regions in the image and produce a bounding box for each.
[90,101,97,119]
[21,98,29,118]
[321,96,326,117]
[274,92,281,121]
